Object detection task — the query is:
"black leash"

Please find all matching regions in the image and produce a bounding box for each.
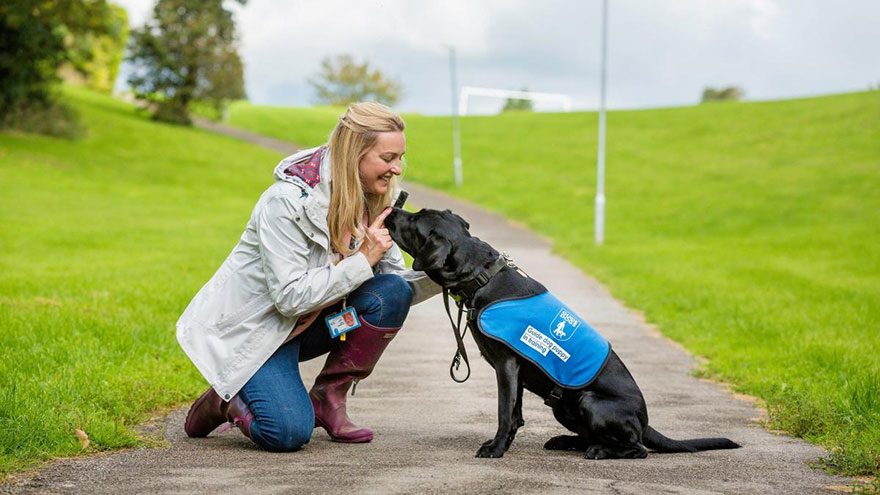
[440,254,512,384]
[443,287,471,383]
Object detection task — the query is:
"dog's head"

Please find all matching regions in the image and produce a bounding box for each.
[386,207,495,286]
[385,207,470,271]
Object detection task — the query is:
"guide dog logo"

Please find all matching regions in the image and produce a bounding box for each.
[549,308,581,342]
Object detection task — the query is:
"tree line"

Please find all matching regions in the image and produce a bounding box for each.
[1,0,405,137]
[2,0,594,136]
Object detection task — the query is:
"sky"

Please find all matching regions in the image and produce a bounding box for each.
[114,0,880,115]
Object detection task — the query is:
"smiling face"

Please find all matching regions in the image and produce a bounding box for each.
[358,131,405,195]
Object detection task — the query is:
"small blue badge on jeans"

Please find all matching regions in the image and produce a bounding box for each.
[325,307,361,338]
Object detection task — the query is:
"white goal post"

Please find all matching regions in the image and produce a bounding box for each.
[458,86,573,115]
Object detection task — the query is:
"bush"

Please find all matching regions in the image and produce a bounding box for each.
[150,101,192,126]
[0,0,115,137]
[503,88,534,112]
[0,99,86,139]
[701,86,744,103]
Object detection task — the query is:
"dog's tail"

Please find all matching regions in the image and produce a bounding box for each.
[643,426,741,453]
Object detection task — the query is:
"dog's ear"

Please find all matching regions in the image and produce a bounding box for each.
[412,235,451,272]
[442,209,469,231]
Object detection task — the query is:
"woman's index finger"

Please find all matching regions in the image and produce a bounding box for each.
[371,207,393,228]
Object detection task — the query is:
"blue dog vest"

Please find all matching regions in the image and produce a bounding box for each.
[476,291,610,389]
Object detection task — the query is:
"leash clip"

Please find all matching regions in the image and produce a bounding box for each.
[450,351,470,383]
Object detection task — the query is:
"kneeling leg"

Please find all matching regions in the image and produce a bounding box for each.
[239,340,314,452]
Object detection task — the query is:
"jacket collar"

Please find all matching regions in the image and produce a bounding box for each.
[274,146,332,193]
[273,146,333,229]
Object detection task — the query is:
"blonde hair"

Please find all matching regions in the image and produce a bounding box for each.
[327,102,405,256]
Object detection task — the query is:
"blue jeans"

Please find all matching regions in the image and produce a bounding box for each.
[237,274,412,452]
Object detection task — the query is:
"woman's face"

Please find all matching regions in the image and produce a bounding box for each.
[359,131,405,195]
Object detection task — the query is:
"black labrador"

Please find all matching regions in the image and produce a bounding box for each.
[385,207,740,459]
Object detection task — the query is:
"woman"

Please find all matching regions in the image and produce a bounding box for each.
[177,102,439,452]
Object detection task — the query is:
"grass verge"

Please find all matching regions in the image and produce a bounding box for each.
[0,86,282,477]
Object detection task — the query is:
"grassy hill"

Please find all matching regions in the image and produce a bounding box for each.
[0,87,283,476]
[224,93,880,476]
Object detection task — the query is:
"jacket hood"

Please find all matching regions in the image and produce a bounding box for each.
[273,146,332,189]
[272,146,333,219]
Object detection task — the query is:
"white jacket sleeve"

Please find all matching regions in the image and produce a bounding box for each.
[257,194,374,318]
[376,242,442,305]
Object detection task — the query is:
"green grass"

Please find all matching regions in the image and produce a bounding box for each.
[0,87,283,477]
[224,100,344,147]
[225,93,880,476]
[2,88,877,481]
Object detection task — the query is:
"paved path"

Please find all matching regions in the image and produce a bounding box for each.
[3,126,852,494]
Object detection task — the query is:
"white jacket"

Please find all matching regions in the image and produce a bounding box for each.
[176,146,440,400]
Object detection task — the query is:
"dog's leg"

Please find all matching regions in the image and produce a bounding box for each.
[544,401,590,451]
[476,356,520,458]
[505,377,524,448]
[584,443,648,459]
[544,435,588,451]
[513,378,524,428]
[582,399,648,460]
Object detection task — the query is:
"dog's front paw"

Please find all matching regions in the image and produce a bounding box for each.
[476,442,505,458]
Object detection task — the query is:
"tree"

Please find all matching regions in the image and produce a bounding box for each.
[701,86,744,103]
[63,3,129,92]
[126,0,247,125]
[502,88,534,112]
[0,0,117,136]
[308,55,402,107]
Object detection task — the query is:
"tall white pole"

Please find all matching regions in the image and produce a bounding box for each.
[595,0,608,245]
[449,46,463,186]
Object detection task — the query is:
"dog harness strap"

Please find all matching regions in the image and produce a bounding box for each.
[544,385,564,407]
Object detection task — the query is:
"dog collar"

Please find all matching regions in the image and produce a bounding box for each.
[452,255,509,302]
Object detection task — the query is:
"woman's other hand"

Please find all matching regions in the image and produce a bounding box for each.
[359,207,393,266]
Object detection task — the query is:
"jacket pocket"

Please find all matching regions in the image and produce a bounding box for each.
[214,293,273,335]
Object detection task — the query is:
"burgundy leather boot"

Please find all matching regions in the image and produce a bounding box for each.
[216,395,254,438]
[184,388,254,438]
[309,318,401,443]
